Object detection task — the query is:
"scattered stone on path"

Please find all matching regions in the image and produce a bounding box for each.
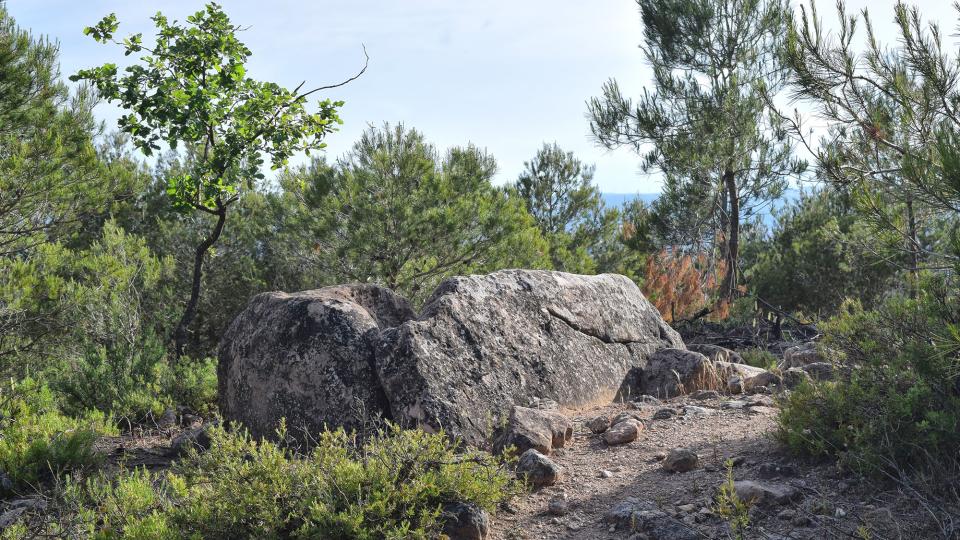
[653,407,677,420]
[494,406,573,455]
[548,495,570,516]
[745,394,776,408]
[662,448,700,473]
[691,389,720,400]
[721,400,748,410]
[603,498,700,539]
[757,462,798,479]
[733,480,802,507]
[603,418,643,445]
[633,395,663,406]
[517,449,563,487]
[682,405,716,416]
[441,501,490,540]
[586,414,611,434]
[612,410,645,425]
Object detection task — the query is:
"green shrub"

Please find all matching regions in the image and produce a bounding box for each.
[0,378,115,491]
[167,358,219,417]
[777,276,960,486]
[740,347,778,371]
[5,423,517,539]
[59,349,219,426]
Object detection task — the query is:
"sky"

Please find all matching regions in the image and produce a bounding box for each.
[6,1,957,193]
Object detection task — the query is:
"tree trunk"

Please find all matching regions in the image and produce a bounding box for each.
[720,168,740,301]
[906,197,920,299]
[173,205,228,359]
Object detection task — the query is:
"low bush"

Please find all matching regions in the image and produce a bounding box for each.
[777,276,960,489]
[5,423,518,539]
[0,378,115,492]
[740,347,778,371]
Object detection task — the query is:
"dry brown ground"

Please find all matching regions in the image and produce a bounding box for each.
[490,395,934,540]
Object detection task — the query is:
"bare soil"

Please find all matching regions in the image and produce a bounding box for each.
[490,394,934,540]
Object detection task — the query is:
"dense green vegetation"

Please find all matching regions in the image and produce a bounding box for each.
[1,0,960,536]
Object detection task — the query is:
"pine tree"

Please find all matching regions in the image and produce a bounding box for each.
[0,5,103,256]
[588,0,804,300]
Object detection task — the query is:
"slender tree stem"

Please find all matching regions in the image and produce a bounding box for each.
[173,203,228,359]
[721,168,740,301]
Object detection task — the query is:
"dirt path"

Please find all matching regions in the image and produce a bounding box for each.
[490,394,930,540]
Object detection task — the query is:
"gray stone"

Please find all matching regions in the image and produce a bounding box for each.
[757,462,798,479]
[0,499,46,529]
[218,284,414,443]
[782,367,812,389]
[441,501,490,540]
[662,448,699,473]
[586,414,611,434]
[802,362,836,381]
[781,342,824,368]
[640,349,721,397]
[517,449,563,487]
[681,405,716,416]
[603,418,644,445]
[743,370,782,392]
[612,410,645,425]
[733,480,802,507]
[691,389,721,400]
[170,424,214,457]
[603,498,699,539]
[494,406,573,455]
[633,395,663,406]
[548,495,570,516]
[156,408,177,429]
[377,270,681,446]
[718,361,772,394]
[653,407,677,420]
[721,400,748,410]
[687,343,744,364]
[0,471,12,493]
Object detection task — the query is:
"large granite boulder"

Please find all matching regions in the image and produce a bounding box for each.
[376,270,682,446]
[218,284,415,443]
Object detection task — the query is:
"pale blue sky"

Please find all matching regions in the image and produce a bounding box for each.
[6,1,955,193]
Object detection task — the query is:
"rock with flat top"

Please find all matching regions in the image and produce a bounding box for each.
[376,270,682,446]
[603,418,644,445]
[494,406,573,455]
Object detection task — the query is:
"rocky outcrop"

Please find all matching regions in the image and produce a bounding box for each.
[375,270,682,446]
[219,270,684,447]
[218,284,415,443]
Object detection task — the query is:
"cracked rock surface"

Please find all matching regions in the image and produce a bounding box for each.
[376,270,683,446]
[220,270,683,447]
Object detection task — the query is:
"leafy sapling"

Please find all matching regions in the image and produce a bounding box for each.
[72,3,365,356]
